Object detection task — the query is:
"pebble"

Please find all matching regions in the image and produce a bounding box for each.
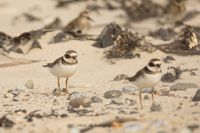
[113,74,128,81]
[104,90,122,99]
[150,120,165,128]
[119,109,129,114]
[163,55,175,63]
[142,88,152,93]
[111,98,123,105]
[123,123,143,132]
[170,83,199,91]
[192,89,200,102]
[122,86,138,94]
[144,95,150,100]
[150,103,162,112]
[69,97,91,108]
[6,89,20,97]
[25,80,34,89]
[4,93,14,99]
[49,32,67,44]
[180,128,192,133]
[68,92,87,100]
[69,126,80,133]
[60,113,68,118]
[13,98,19,102]
[91,96,103,103]
[0,116,15,128]
[68,106,93,116]
[124,98,137,106]
[187,124,199,131]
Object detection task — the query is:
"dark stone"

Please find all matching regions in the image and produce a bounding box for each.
[163,55,175,63]
[170,83,199,91]
[192,89,200,102]
[104,90,122,99]
[111,98,123,105]
[144,95,150,100]
[93,22,122,48]
[69,97,91,108]
[68,92,87,100]
[161,67,182,83]
[0,116,15,128]
[149,27,176,41]
[91,96,103,103]
[122,86,138,94]
[187,124,199,131]
[113,74,128,81]
[49,32,67,44]
[124,98,137,106]
[151,104,162,112]
[60,113,68,118]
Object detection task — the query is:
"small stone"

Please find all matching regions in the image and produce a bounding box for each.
[123,123,143,132]
[144,95,150,100]
[113,74,128,81]
[163,55,175,63]
[180,128,192,133]
[49,32,67,44]
[7,89,20,97]
[124,98,137,106]
[25,80,34,89]
[13,98,19,102]
[111,98,123,105]
[150,120,165,127]
[142,88,152,93]
[119,109,129,114]
[192,89,200,102]
[170,83,199,91]
[69,97,91,108]
[69,126,81,133]
[122,86,138,94]
[104,90,122,99]
[68,92,87,100]
[187,124,199,131]
[0,116,15,128]
[4,93,14,99]
[151,103,162,112]
[14,109,27,114]
[91,96,103,103]
[60,113,68,118]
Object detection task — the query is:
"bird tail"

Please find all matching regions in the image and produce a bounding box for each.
[42,64,48,67]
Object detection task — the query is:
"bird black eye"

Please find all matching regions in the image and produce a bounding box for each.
[65,54,70,59]
[148,62,155,67]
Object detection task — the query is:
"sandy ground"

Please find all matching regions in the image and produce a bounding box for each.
[0,0,200,133]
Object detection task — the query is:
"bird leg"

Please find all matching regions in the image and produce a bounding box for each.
[139,89,143,109]
[63,78,69,94]
[151,87,155,106]
[55,77,61,96]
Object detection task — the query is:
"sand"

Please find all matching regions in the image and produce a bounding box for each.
[0,0,200,133]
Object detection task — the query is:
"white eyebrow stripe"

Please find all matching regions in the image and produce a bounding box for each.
[153,61,162,64]
[70,53,78,56]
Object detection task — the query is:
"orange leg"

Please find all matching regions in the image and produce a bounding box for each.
[63,78,69,94]
[139,89,143,109]
[152,88,155,106]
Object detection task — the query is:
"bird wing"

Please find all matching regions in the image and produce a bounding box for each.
[43,57,61,68]
[127,68,145,82]
[64,18,78,31]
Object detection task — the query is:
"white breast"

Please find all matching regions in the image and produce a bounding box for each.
[133,73,162,89]
[49,62,77,78]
